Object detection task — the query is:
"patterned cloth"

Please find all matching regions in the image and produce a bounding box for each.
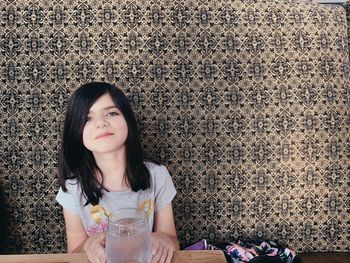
[185,239,300,263]
[224,240,299,263]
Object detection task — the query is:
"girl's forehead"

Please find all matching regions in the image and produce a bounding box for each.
[89,93,117,112]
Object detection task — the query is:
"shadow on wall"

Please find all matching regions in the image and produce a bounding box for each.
[0,184,7,254]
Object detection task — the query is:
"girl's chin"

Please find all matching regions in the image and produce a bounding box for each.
[90,145,125,155]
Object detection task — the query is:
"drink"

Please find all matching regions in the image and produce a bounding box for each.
[106,210,151,263]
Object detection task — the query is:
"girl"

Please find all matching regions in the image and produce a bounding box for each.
[56,82,179,263]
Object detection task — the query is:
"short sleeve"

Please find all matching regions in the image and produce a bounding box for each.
[153,165,177,212]
[56,181,80,214]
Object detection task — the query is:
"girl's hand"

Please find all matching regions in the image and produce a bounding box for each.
[83,232,106,263]
[151,231,175,263]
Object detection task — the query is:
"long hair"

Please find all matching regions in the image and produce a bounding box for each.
[58,82,150,206]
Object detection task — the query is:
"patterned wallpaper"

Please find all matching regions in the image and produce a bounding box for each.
[0,0,349,254]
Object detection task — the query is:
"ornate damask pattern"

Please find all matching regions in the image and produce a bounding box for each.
[0,0,349,254]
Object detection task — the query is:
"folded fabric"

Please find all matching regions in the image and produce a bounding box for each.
[184,239,300,263]
[184,239,216,251]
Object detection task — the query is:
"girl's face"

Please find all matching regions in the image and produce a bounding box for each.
[82,93,128,155]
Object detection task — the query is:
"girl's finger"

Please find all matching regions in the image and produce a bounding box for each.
[152,245,163,263]
[165,247,173,263]
[152,239,160,256]
[158,246,168,263]
[100,233,106,244]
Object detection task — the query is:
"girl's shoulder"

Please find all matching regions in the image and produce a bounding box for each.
[144,161,168,174]
[62,178,81,193]
[144,161,171,186]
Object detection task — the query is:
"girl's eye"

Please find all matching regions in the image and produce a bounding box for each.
[86,116,92,122]
[107,111,119,117]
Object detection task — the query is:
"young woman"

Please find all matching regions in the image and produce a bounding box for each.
[56,82,179,263]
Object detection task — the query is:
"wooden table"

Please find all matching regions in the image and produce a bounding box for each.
[299,252,350,263]
[0,250,227,263]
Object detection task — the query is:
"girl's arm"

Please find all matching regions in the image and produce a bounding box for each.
[63,208,88,252]
[63,208,106,263]
[152,203,179,263]
[153,203,179,249]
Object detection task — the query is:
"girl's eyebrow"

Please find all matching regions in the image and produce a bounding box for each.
[88,105,118,113]
[103,105,118,110]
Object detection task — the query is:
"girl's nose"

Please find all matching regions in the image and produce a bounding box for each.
[96,117,109,128]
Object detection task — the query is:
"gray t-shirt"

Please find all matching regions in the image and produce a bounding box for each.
[56,162,176,236]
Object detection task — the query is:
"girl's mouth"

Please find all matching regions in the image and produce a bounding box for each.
[95,132,114,139]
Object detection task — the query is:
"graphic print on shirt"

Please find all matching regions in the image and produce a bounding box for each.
[138,198,154,220]
[87,205,111,236]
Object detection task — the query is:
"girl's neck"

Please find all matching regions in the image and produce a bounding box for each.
[93,147,129,192]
